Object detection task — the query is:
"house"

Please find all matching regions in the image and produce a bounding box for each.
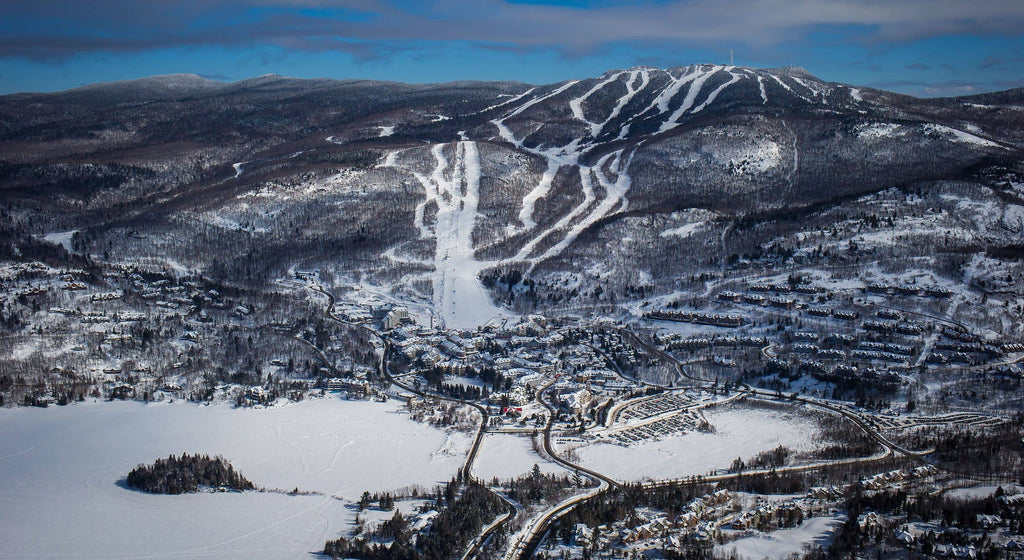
[894,529,915,545]
[573,523,593,546]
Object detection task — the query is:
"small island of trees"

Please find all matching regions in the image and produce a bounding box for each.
[126,453,255,494]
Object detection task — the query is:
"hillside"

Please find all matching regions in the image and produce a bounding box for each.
[1,65,1022,328]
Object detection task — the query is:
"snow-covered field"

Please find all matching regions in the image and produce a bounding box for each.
[574,406,820,482]
[717,514,846,560]
[40,230,77,252]
[471,433,568,481]
[0,398,469,559]
[946,484,1024,500]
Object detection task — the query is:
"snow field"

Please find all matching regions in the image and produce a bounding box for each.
[472,433,569,481]
[0,398,470,559]
[573,405,821,482]
[716,513,847,560]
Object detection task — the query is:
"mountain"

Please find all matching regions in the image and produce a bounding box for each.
[1,65,1022,328]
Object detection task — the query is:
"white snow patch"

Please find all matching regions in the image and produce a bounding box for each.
[379,125,395,137]
[472,434,568,480]
[922,123,1002,148]
[856,122,904,139]
[946,484,1024,500]
[660,221,707,240]
[576,406,819,482]
[40,230,77,252]
[726,139,782,174]
[717,513,846,560]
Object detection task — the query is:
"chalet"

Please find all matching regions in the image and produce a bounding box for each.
[742,294,768,305]
[573,523,593,546]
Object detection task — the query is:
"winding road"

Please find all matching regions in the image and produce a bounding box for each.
[304,283,992,560]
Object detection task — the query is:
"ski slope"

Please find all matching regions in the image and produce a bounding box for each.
[405,141,508,328]
[487,64,760,274]
[381,65,845,327]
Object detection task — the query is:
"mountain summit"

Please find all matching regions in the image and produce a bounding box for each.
[1,65,1021,326]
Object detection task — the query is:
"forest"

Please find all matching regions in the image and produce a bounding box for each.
[125,453,255,494]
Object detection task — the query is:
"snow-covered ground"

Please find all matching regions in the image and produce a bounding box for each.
[408,141,508,329]
[717,513,846,560]
[472,433,568,481]
[946,484,1024,500]
[0,398,469,559]
[40,230,78,252]
[573,406,820,482]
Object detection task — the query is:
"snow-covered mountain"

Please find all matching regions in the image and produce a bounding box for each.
[2,65,1022,327]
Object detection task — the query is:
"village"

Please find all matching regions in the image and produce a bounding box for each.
[3,255,1024,560]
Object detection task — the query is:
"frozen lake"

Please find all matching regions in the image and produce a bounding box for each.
[574,405,821,482]
[472,433,568,481]
[0,397,469,559]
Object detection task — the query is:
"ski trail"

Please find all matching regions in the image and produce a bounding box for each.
[790,76,825,102]
[465,87,536,117]
[649,67,697,114]
[400,140,504,328]
[658,67,718,132]
[232,162,246,179]
[691,68,740,114]
[518,159,561,230]
[599,69,647,138]
[513,165,598,261]
[757,75,768,104]
[513,71,643,230]
[490,75,643,270]
[780,119,799,201]
[525,149,634,271]
[770,74,814,104]
[409,144,448,238]
[378,150,400,168]
[495,81,579,126]
[569,71,624,132]
[568,69,648,138]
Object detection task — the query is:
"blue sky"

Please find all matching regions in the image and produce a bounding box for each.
[1,0,1022,96]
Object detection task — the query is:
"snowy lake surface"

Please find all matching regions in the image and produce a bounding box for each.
[574,406,820,482]
[0,397,469,559]
[471,433,568,481]
[717,513,846,560]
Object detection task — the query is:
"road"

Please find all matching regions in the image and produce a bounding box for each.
[305,285,995,559]
[310,283,515,560]
[504,379,622,560]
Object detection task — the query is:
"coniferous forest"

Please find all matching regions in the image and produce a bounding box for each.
[125,453,255,494]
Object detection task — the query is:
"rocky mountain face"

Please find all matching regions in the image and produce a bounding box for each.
[2,65,1022,326]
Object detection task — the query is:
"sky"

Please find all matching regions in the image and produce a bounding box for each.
[1,0,1022,97]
